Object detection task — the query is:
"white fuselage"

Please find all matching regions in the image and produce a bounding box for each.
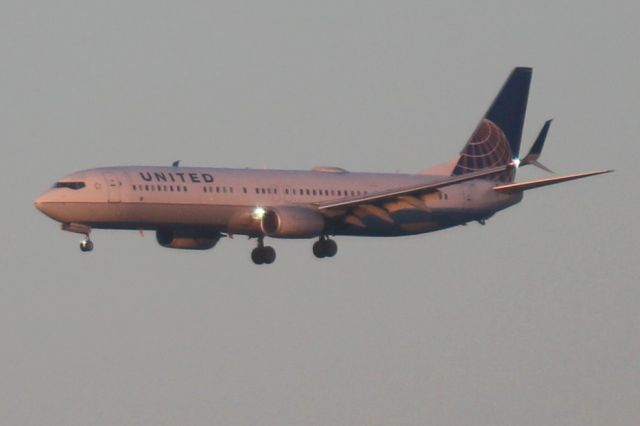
[35,165,521,238]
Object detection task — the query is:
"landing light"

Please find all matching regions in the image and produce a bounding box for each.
[511,157,521,169]
[252,206,266,220]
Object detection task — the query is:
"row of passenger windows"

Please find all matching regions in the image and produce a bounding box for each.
[204,186,235,194]
[133,184,368,197]
[133,184,188,193]
[284,188,366,197]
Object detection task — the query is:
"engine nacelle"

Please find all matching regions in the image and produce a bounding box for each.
[156,229,221,250]
[260,207,325,238]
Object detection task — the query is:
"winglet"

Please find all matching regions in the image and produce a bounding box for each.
[521,119,553,173]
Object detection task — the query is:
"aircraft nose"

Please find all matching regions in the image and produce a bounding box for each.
[34,191,52,214]
[34,194,44,212]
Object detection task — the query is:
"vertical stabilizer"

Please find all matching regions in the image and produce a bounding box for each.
[452,67,532,182]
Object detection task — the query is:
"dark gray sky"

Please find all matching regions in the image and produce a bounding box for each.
[2,1,639,425]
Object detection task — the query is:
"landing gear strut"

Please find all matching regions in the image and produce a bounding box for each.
[251,237,276,265]
[313,236,337,259]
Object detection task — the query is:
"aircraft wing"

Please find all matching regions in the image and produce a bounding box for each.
[492,170,612,193]
[315,163,515,211]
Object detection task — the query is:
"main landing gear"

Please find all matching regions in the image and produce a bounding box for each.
[313,236,337,259]
[250,236,338,264]
[251,237,276,265]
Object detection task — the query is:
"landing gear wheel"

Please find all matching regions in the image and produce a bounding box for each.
[251,247,265,265]
[251,238,277,265]
[324,239,337,257]
[80,239,94,252]
[313,237,338,258]
[262,246,276,264]
[313,241,325,258]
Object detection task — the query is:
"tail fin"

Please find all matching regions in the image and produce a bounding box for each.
[452,67,532,182]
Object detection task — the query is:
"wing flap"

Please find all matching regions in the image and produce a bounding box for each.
[493,170,612,193]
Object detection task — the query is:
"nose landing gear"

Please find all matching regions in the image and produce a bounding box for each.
[62,223,94,253]
[251,237,276,265]
[313,236,337,259]
[80,238,94,252]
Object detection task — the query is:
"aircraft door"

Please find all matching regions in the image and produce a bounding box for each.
[463,183,473,202]
[283,184,293,202]
[104,173,122,203]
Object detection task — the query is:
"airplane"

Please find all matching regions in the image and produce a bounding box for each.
[34,67,611,264]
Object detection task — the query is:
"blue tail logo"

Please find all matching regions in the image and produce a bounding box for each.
[453,67,532,182]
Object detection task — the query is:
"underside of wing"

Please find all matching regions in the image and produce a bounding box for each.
[492,170,612,193]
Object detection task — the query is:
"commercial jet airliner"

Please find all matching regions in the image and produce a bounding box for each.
[35,68,611,264]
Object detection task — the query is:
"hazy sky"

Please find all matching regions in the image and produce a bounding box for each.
[2,1,639,425]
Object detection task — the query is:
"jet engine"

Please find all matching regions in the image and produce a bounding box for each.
[260,207,325,238]
[156,229,221,250]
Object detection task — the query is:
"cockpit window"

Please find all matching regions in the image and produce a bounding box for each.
[54,181,86,190]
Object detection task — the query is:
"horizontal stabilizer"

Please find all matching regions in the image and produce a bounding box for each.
[521,119,553,172]
[493,170,612,193]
